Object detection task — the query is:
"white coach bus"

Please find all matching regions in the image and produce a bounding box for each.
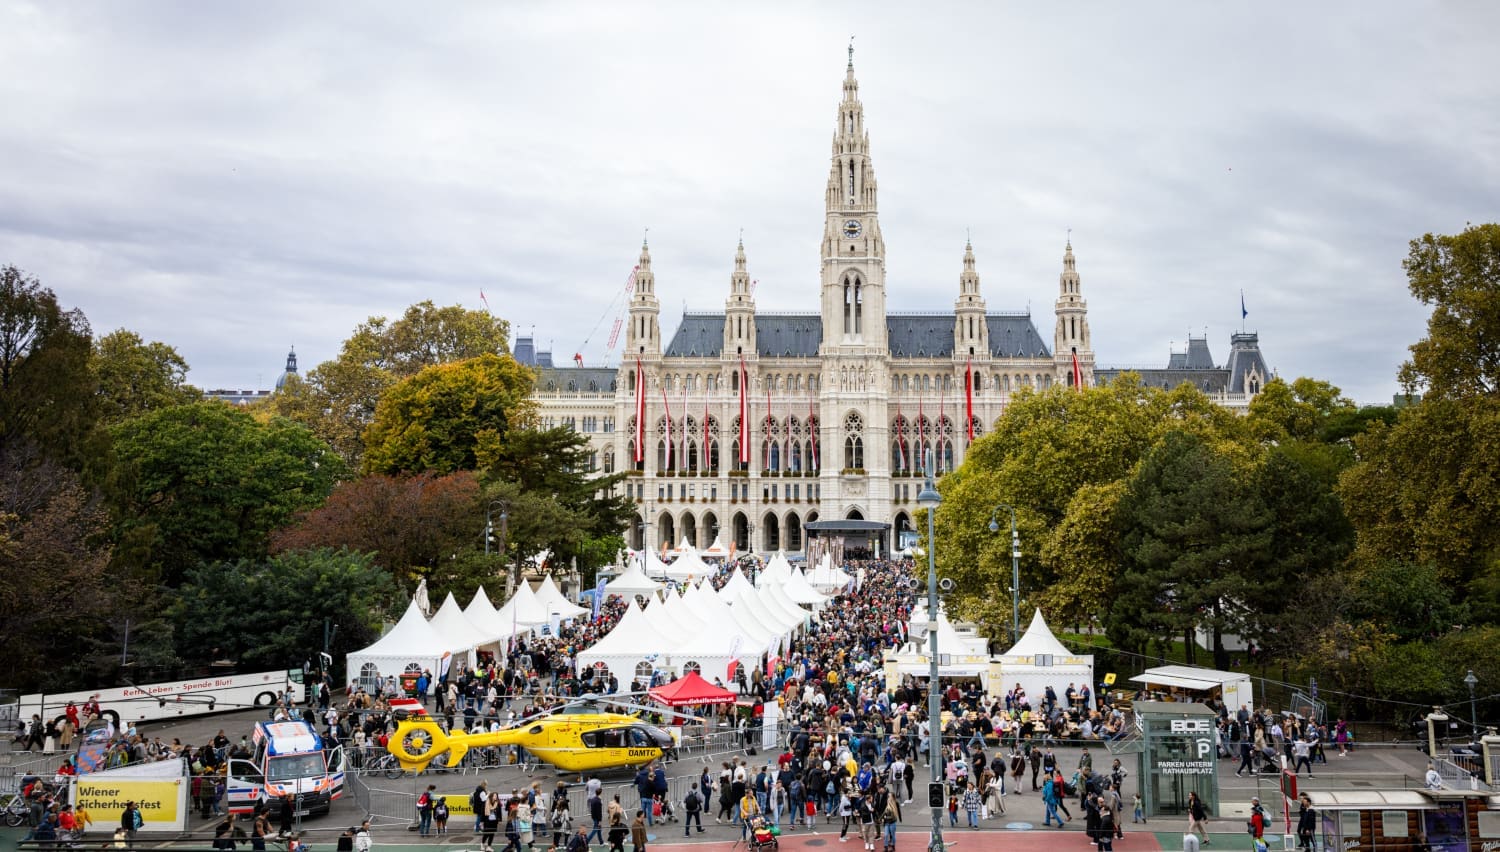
[7,669,309,729]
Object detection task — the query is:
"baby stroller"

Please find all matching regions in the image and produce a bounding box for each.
[747,816,780,852]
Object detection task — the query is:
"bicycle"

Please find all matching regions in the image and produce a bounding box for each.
[1,791,30,828]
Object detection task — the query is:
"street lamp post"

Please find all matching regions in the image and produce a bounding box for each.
[485,499,510,591]
[988,504,1021,647]
[916,453,945,852]
[1466,670,1479,744]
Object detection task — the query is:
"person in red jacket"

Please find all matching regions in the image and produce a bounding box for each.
[1248,797,1267,841]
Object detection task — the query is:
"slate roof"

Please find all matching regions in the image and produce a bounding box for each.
[1095,332,1268,394]
[534,366,618,393]
[662,312,1051,359]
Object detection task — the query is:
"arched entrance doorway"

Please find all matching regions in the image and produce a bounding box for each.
[762,513,780,552]
[658,513,675,552]
[630,512,645,551]
[733,513,749,552]
[681,513,698,548]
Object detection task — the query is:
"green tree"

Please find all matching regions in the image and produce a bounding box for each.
[1246,377,1357,443]
[267,301,511,468]
[170,548,398,674]
[0,265,98,466]
[1338,396,1500,587]
[362,354,536,475]
[92,329,199,425]
[110,401,346,584]
[1111,429,1272,669]
[1398,223,1500,398]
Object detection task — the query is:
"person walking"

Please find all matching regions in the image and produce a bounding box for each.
[630,811,648,852]
[606,813,628,852]
[1042,775,1062,828]
[961,782,982,829]
[480,794,501,852]
[1187,791,1210,845]
[1296,794,1316,852]
[587,791,605,846]
[121,801,143,848]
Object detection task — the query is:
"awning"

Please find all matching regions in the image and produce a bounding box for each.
[1128,671,1225,691]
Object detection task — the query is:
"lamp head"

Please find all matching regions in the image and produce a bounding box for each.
[1466,670,1478,688]
[988,516,999,533]
[916,481,941,510]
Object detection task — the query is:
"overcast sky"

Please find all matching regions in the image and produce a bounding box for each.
[2,2,1496,404]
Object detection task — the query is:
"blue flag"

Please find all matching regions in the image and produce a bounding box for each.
[1241,291,1248,321]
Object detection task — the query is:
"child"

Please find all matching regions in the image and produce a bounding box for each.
[1133,792,1144,824]
[947,793,958,827]
[434,796,450,834]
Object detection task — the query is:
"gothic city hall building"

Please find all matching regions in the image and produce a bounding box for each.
[527,55,1269,558]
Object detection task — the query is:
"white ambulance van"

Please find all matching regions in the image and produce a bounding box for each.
[226,721,345,816]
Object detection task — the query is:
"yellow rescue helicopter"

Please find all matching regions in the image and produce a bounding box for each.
[385,694,689,774]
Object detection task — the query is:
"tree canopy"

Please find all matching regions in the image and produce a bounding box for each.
[1399,223,1500,398]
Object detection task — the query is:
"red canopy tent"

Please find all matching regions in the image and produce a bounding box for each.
[647,670,736,707]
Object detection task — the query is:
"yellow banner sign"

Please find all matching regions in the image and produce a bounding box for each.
[73,779,183,830]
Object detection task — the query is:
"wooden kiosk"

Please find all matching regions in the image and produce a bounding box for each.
[1304,790,1500,852]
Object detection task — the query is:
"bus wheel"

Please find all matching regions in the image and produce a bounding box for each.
[254,691,277,707]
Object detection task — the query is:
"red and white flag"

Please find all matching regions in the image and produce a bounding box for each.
[1072,347,1084,391]
[634,357,646,463]
[661,386,674,470]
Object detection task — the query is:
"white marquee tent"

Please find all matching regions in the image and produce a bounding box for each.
[493,582,549,636]
[700,536,730,559]
[997,609,1094,707]
[665,548,713,582]
[783,567,830,607]
[347,599,468,692]
[576,598,669,682]
[718,566,755,603]
[429,592,497,654]
[463,586,508,638]
[603,557,664,598]
[534,575,589,620]
[808,554,853,593]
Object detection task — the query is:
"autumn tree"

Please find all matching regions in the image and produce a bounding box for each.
[271,471,484,575]
[110,401,345,584]
[362,353,536,475]
[0,460,116,691]
[267,301,512,467]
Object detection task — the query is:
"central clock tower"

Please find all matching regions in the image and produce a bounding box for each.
[820,46,887,353]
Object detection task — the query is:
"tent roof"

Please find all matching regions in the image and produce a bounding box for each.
[430,592,497,646]
[783,567,829,606]
[1005,609,1072,658]
[356,599,464,657]
[463,585,507,636]
[700,535,730,557]
[665,549,712,581]
[642,547,673,578]
[649,671,736,707]
[495,582,549,629]
[718,567,755,602]
[535,575,589,619]
[604,558,664,596]
[1129,665,1248,691]
[577,598,659,660]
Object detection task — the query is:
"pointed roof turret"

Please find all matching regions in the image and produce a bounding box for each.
[959,238,981,299]
[635,232,655,296]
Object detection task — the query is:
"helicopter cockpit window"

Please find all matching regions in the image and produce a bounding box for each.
[627,727,655,748]
[528,725,544,736]
[581,728,629,749]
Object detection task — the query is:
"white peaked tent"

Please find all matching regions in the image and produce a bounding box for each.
[666,587,771,680]
[534,575,589,620]
[700,535,730,559]
[808,554,853,593]
[998,609,1093,705]
[494,582,549,636]
[576,598,666,680]
[603,557,664,598]
[718,566,755,603]
[783,568,829,607]
[463,586,508,637]
[430,592,497,650]
[666,548,711,582]
[642,547,674,579]
[735,588,800,638]
[757,552,795,587]
[762,580,813,629]
[347,599,466,691]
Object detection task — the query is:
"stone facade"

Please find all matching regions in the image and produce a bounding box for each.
[530,55,1263,555]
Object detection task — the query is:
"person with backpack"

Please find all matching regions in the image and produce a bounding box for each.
[433,796,450,835]
[651,763,672,822]
[567,826,589,852]
[472,781,490,832]
[416,785,436,836]
[551,797,573,848]
[1042,775,1062,828]
[878,783,902,851]
[683,784,704,836]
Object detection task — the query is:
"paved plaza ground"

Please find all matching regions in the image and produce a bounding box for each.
[1,706,1441,852]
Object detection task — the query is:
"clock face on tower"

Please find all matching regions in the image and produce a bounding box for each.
[843,219,862,239]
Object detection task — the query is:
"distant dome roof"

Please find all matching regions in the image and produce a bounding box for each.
[275,347,298,390]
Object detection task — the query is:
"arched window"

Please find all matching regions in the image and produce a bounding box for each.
[657,439,670,472]
[709,440,720,474]
[686,440,699,473]
[785,513,802,551]
[634,661,654,681]
[844,436,863,469]
[769,442,780,471]
[358,663,381,693]
[682,661,701,674]
[854,280,863,334]
[603,447,615,474]
[789,440,802,472]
